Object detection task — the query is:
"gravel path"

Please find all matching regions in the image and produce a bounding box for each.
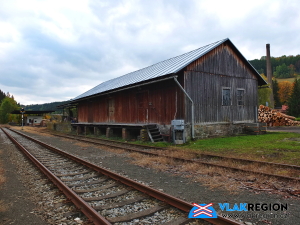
[0,147,47,225]
[267,126,300,133]
[1,127,300,225]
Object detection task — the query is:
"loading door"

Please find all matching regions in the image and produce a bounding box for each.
[108,98,115,122]
[136,91,149,123]
[88,101,93,123]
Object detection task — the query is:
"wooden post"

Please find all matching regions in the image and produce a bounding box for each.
[106,127,113,138]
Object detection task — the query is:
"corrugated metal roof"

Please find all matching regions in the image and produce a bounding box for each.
[72,38,228,101]
[72,38,266,101]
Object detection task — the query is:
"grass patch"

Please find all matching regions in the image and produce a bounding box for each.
[128,142,300,193]
[277,75,300,83]
[132,140,172,148]
[84,134,124,141]
[132,132,300,166]
[176,132,300,165]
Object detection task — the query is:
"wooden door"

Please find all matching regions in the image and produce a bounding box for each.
[136,91,148,123]
[108,98,115,122]
[88,101,93,123]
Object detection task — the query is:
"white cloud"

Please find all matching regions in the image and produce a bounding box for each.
[0,0,299,105]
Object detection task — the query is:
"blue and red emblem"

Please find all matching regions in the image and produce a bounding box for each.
[188,203,218,218]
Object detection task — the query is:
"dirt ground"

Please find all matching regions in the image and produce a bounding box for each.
[0,143,47,225]
[1,126,299,225]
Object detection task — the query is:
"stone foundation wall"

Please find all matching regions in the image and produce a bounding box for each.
[157,125,171,135]
[193,123,245,139]
[159,123,247,141]
[157,125,171,142]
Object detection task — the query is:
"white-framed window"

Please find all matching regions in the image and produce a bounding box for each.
[237,89,245,106]
[222,88,231,106]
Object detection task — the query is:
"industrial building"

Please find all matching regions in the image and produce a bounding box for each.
[63,38,267,142]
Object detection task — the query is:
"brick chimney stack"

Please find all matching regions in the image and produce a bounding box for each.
[266,44,274,108]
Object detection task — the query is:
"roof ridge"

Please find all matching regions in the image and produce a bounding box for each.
[115,38,229,77]
[72,38,230,101]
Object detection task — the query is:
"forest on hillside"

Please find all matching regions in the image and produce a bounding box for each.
[249,55,300,78]
[0,87,67,124]
[21,101,68,112]
[0,88,67,113]
[252,54,300,117]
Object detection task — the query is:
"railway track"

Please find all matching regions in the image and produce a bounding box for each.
[18,128,300,183]
[1,127,242,225]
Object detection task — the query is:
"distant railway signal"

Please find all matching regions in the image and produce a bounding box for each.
[20,108,25,129]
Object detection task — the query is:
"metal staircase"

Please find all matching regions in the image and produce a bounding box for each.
[146,124,164,142]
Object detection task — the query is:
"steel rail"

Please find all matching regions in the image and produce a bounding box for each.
[5,128,242,225]
[195,152,300,170]
[2,128,112,225]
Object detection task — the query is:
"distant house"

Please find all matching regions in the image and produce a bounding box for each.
[64,38,267,141]
[10,110,54,126]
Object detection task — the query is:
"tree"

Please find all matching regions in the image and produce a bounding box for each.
[278,81,293,105]
[0,96,19,124]
[288,64,296,77]
[272,79,281,107]
[287,79,300,117]
[251,54,300,70]
[0,89,6,103]
[274,63,291,78]
[258,86,272,106]
[295,60,300,73]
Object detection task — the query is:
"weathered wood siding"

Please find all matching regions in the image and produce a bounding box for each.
[77,79,184,124]
[184,43,258,124]
[77,42,260,127]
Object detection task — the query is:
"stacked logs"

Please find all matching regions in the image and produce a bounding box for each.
[258,105,300,126]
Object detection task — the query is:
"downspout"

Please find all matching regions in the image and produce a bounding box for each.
[173,76,195,139]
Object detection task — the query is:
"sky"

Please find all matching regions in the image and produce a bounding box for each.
[0,0,299,105]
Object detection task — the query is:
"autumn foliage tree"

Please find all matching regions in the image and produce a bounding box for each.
[288,64,296,76]
[278,81,293,105]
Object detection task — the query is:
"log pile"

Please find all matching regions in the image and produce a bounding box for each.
[258,105,300,126]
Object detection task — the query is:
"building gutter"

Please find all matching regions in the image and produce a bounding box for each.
[173,76,195,139]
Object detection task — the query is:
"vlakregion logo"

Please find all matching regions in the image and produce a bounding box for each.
[188,203,218,218]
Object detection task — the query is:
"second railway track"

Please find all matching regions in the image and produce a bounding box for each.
[18,128,300,183]
[2,127,242,225]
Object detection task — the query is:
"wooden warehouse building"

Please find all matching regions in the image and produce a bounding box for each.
[63,38,267,142]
